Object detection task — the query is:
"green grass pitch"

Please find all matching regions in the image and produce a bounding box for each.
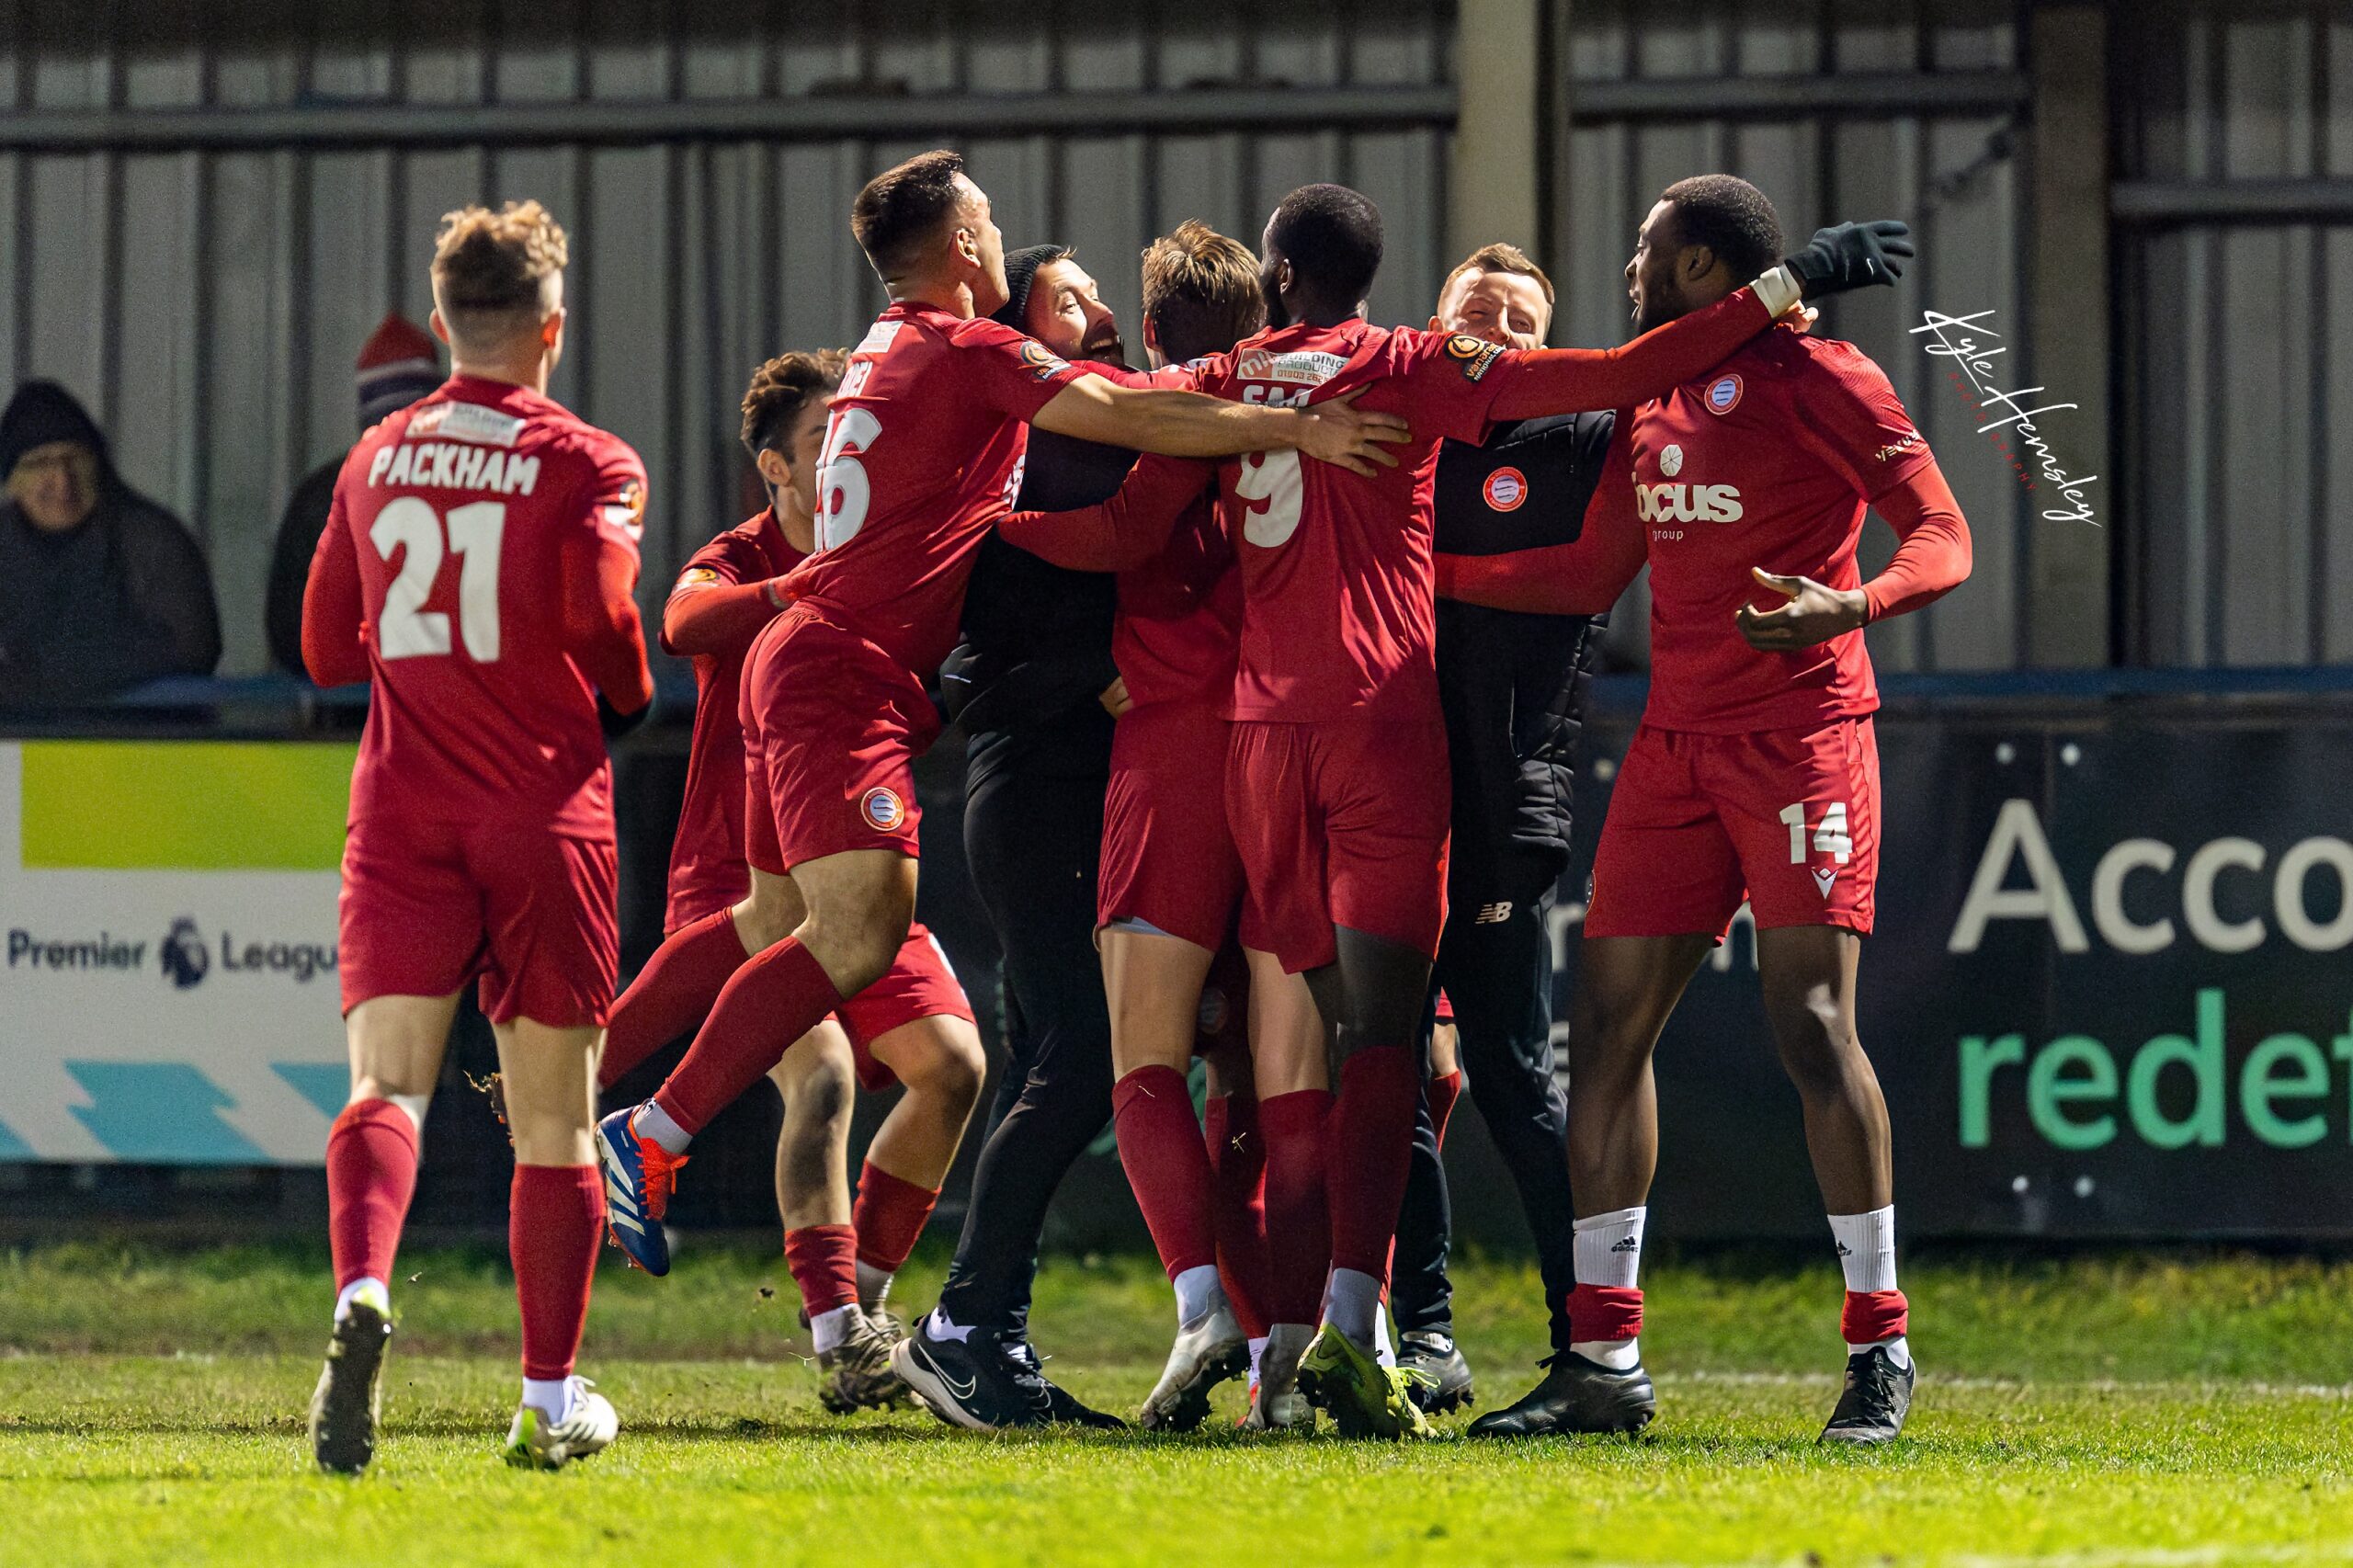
[3,1242,2350,1566]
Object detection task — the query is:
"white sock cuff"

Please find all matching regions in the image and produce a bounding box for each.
[1829,1205,1899,1294]
[387,1093,431,1136]
[633,1099,693,1155]
[1573,1206,1647,1235]
[810,1304,854,1354]
[521,1376,576,1423]
[1172,1264,1224,1329]
[334,1277,387,1324]
[1572,1206,1647,1290]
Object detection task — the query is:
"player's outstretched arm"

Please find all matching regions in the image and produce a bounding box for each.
[1031,375,1410,476]
[300,492,370,687]
[663,571,787,658]
[1434,426,1646,615]
[1487,220,1915,421]
[1735,459,1972,650]
[997,454,1216,573]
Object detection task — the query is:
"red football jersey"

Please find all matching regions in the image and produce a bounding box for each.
[1191,321,1512,723]
[318,375,648,835]
[779,301,1088,677]
[1607,330,1936,733]
[664,511,804,929]
[1116,494,1244,712]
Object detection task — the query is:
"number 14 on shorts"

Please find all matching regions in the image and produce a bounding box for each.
[1780,801,1852,864]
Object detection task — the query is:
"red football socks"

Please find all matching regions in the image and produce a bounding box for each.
[1204,1093,1272,1341]
[1842,1288,1909,1346]
[326,1099,419,1291]
[1426,1068,1463,1151]
[851,1161,939,1273]
[1323,1045,1419,1281]
[512,1164,603,1381]
[653,937,844,1136]
[784,1223,860,1316]
[1568,1284,1645,1344]
[600,911,750,1088]
[1112,1064,1220,1279]
[1257,1087,1334,1326]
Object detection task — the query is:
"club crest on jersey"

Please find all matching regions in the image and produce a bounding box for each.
[1659,444,1685,478]
[1018,340,1073,382]
[1705,374,1744,415]
[859,788,906,833]
[675,566,720,590]
[1444,334,1505,382]
[1483,466,1528,512]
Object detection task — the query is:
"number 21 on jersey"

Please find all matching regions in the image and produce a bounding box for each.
[370,497,506,662]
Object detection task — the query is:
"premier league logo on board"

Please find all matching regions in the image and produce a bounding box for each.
[1706,373,1743,415]
[160,918,209,990]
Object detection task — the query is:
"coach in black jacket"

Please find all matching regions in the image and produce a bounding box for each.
[1390,246,1612,1408]
[929,244,1134,1419]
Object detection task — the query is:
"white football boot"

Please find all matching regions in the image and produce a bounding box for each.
[1139,1300,1248,1431]
[1243,1322,1316,1430]
[502,1377,619,1470]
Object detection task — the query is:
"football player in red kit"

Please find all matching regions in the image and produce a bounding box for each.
[597,150,1408,1428]
[590,351,983,1411]
[1437,176,1970,1446]
[1008,183,1913,1437]
[301,201,654,1473]
[995,221,1322,1430]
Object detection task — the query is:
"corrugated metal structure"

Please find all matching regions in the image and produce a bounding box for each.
[2118,0,2353,667]
[0,1,2341,677]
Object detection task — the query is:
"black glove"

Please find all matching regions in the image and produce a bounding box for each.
[598,688,655,742]
[1782,220,1914,300]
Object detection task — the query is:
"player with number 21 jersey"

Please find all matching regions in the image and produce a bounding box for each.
[309,372,653,1027]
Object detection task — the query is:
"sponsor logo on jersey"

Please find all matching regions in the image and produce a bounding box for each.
[1636,482,1744,524]
[1873,431,1925,463]
[1018,339,1073,382]
[1705,374,1744,415]
[674,566,720,590]
[1235,347,1347,386]
[1444,333,1505,381]
[1659,443,1685,478]
[407,401,526,447]
[859,787,906,833]
[1482,467,1528,512]
[855,320,901,356]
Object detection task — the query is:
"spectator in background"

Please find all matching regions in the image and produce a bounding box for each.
[0,380,222,706]
[266,315,443,675]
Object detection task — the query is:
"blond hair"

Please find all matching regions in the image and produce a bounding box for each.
[1140,220,1267,364]
[431,200,568,350]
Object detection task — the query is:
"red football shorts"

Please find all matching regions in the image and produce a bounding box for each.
[338,812,618,1028]
[1226,717,1450,973]
[1585,717,1881,939]
[742,608,936,874]
[1100,701,1245,951]
[833,924,974,1093]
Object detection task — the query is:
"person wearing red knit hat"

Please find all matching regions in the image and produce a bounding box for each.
[265,314,443,675]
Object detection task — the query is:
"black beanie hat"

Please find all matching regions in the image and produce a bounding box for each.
[990,244,1072,333]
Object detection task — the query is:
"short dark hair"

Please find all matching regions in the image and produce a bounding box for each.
[1268,184,1383,306]
[1141,221,1267,363]
[1658,175,1783,283]
[741,350,847,458]
[851,149,972,278]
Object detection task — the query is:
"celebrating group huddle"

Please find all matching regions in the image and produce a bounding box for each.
[301,145,1970,1474]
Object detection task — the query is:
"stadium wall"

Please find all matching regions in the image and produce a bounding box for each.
[0,0,2268,684]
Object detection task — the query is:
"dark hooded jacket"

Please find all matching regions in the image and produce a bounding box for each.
[0,381,222,705]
